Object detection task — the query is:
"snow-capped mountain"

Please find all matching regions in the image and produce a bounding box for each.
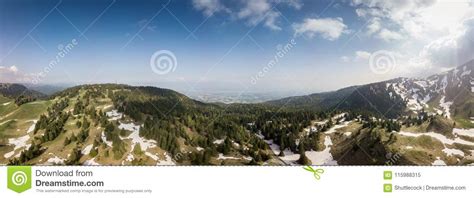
[386,59,473,118]
[268,60,474,121]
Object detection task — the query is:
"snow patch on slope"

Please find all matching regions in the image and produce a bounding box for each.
[453,128,474,138]
[101,131,113,147]
[213,139,224,144]
[432,157,446,165]
[84,158,100,165]
[398,131,474,146]
[26,120,37,133]
[6,135,31,152]
[156,153,175,165]
[42,154,66,165]
[217,154,240,160]
[145,152,159,161]
[106,110,123,121]
[81,144,93,155]
[118,122,157,151]
[325,121,351,134]
[442,148,464,157]
[265,135,337,165]
[439,96,453,119]
[305,136,338,165]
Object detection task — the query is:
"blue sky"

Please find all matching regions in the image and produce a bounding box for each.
[1,0,473,94]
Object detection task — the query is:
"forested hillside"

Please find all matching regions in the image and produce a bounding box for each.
[0,61,473,165]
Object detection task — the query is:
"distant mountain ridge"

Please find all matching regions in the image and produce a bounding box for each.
[25,84,69,95]
[266,60,474,120]
[0,83,46,99]
[1,61,473,166]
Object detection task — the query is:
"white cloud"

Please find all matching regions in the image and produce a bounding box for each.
[237,0,281,30]
[355,51,371,60]
[192,0,302,31]
[366,18,381,35]
[276,0,302,9]
[340,56,350,62]
[341,50,372,62]
[192,0,229,17]
[351,0,436,22]
[0,65,34,83]
[350,0,432,40]
[377,29,403,42]
[0,65,18,74]
[349,0,474,76]
[293,17,349,41]
[418,17,474,68]
[375,17,474,76]
[355,7,384,18]
[236,0,303,31]
[351,0,473,40]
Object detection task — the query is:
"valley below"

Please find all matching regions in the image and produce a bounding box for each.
[1,61,473,166]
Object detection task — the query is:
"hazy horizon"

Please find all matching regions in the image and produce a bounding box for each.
[1,0,473,95]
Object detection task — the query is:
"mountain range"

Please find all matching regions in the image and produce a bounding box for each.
[0,60,473,166]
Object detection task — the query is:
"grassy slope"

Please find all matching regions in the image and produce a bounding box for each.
[2,84,473,165]
[0,99,51,164]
